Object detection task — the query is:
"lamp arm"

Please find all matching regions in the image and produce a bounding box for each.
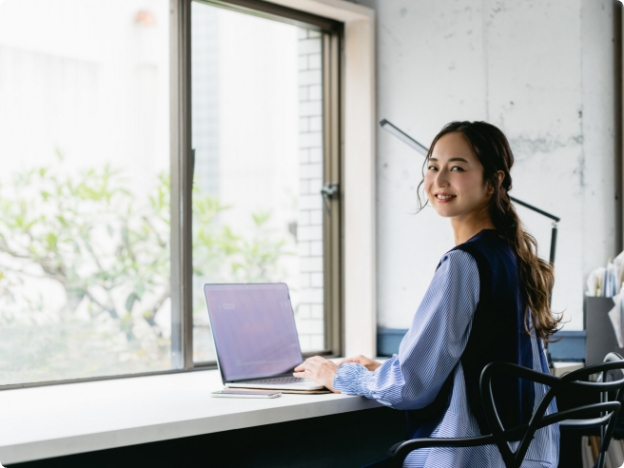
[509,196,560,223]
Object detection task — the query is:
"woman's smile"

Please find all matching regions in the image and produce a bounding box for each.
[434,193,457,203]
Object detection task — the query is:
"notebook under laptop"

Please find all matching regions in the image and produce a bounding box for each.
[203,283,324,391]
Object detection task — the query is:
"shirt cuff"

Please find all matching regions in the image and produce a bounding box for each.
[333,363,375,397]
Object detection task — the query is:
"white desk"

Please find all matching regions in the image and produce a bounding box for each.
[0,370,382,465]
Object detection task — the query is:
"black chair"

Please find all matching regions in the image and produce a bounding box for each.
[558,352,624,468]
[388,355,624,468]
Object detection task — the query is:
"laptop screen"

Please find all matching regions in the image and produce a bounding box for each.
[204,283,303,382]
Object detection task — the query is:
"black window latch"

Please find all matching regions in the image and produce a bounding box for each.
[320,183,339,217]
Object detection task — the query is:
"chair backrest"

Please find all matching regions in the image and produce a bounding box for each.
[559,355,624,468]
[480,354,624,468]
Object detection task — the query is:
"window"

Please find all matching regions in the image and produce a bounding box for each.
[0,0,172,386]
[190,1,342,364]
[0,0,343,387]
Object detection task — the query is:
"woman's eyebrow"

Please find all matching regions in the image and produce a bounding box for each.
[429,157,469,163]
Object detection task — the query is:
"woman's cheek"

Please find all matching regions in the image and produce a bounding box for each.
[424,186,434,203]
[423,178,433,197]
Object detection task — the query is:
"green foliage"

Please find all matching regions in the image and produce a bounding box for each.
[0,157,292,384]
[230,210,289,283]
[0,161,168,329]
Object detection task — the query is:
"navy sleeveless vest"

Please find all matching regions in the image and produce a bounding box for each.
[453,229,535,433]
[407,229,535,437]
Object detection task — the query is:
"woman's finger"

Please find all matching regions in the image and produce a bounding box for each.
[337,356,358,365]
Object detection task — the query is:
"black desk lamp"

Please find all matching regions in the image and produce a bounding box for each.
[380,119,561,267]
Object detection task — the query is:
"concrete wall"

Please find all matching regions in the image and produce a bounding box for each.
[347,0,621,331]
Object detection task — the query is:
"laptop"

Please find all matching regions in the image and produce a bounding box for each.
[204,283,325,391]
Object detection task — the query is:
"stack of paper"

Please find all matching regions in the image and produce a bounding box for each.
[587,251,624,298]
[586,252,624,348]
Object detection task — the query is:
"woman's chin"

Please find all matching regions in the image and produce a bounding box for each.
[432,206,458,218]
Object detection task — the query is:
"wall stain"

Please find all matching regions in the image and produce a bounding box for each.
[380,23,401,47]
[510,134,584,159]
[490,0,506,16]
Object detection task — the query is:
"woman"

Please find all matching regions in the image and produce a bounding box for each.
[293,121,560,467]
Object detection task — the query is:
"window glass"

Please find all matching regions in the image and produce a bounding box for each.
[191,2,325,362]
[0,0,171,385]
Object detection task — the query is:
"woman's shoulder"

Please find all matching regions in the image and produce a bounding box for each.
[430,249,480,310]
[451,230,516,265]
[437,248,479,274]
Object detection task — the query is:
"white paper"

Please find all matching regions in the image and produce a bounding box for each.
[587,267,606,297]
[607,263,617,297]
[614,251,624,294]
[608,291,624,348]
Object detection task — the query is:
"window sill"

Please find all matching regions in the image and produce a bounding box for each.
[0,369,381,465]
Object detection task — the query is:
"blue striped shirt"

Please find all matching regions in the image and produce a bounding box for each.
[333,250,559,467]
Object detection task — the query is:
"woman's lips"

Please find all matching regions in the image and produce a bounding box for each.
[434,194,457,204]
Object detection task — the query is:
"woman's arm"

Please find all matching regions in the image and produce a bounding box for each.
[332,250,480,410]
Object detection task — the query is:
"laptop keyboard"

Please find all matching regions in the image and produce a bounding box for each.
[247,376,303,385]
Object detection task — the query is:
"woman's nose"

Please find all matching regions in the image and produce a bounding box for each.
[434,170,450,187]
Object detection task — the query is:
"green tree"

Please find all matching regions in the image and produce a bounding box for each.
[0,157,293,383]
[0,161,169,343]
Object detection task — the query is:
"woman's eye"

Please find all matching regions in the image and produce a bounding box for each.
[451,166,464,172]
[427,165,437,171]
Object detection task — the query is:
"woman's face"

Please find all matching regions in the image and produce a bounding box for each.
[424,132,491,220]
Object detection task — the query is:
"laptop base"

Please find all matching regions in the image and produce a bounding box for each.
[226,380,324,391]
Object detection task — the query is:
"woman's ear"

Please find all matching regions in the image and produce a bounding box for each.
[486,171,504,196]
[496,170,504,188]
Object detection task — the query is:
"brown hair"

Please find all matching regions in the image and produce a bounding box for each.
[417,121,561,341]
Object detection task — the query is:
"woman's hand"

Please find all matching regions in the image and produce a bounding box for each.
[337,355,381,372]
[293,356,340,393]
